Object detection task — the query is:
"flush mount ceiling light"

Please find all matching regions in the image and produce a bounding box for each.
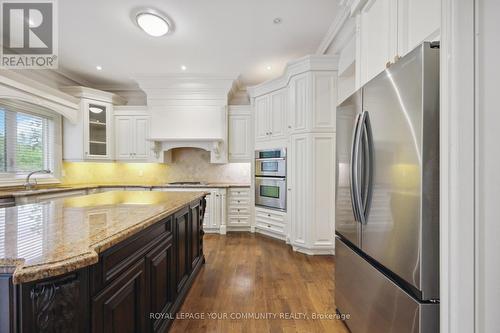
[135,9,173,37]
[96,65,102,71]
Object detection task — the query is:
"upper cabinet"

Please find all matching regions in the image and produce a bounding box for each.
[356,0,440,87]
[254,88,287,144]
[358,0,397,86]
[288,72,337,134]
[228,105,253,162]
[397,0,440,57]
[85,100,113,159]
[114,106,151,162]
[61,86,126,162]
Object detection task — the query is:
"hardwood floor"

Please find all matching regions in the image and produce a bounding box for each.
[170,233,349,333]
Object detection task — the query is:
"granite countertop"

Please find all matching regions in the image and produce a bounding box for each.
[0,190,207,284]
[0,183,251,199]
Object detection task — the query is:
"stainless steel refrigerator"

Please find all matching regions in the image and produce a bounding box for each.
[335,42,440,333]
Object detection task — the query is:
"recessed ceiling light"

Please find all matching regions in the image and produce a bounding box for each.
[181,65,187,71]
[96,65,103,71]
[135,9,173,37]
[266,65,272,71]
[273,17,282,24]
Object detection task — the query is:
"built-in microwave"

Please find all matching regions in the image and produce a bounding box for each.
[255,176,286,211]
[255,148,286,178]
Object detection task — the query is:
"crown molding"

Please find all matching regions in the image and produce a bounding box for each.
[247,55,338,98]
[60,86,127,105]
[316,1,353,55]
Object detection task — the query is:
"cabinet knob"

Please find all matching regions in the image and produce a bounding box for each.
[268,224,271,228]
[237,200,240,203]
[267,214,271,217]
[288,125,292,129]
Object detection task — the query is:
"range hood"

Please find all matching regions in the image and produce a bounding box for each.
[135,74,237,164]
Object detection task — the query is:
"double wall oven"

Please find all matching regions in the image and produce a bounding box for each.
[255,148,287,211]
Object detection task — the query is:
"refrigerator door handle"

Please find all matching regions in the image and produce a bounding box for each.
[350,113,363,222]
[353,111,366,224]
[360,111,374,224]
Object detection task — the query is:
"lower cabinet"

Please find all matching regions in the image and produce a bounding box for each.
[3,197,207,333]
[174,207,190,293]
[92,260,148,333]
[146,237,175,333]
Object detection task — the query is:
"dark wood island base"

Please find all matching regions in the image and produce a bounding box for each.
[0,196,207,333]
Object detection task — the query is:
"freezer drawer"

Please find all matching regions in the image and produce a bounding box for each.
[335,239,438,333]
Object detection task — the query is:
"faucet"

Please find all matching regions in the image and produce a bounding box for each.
[24,169,51,190]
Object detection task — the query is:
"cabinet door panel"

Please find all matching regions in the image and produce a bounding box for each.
[270,89,286,138]
[359,0,397,85]
[190,203,201,268]
[289,74,309,132]
[115,116,133,160]
[255,96,269,141]
[92,260,146,333]
[174,207,190,292]
[397,0,440,56]
[134,117,150,160]
[228,114,252,161]
[146,237,175,332]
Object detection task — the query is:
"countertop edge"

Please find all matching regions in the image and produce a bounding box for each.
[7,191,208,284]
[0,183,251,198]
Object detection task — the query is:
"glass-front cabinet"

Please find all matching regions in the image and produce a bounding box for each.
[84,100,112,159]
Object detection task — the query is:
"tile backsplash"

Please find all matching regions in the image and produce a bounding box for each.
[62,148,251,185]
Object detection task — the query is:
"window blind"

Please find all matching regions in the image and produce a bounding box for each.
[0,99,55,175]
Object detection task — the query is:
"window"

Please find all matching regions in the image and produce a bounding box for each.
[0,99,60,181]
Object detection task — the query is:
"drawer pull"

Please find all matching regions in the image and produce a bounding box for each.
[267,214,271,217]
[267,224,271,228]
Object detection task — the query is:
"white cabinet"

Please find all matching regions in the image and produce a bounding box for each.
[288,72,337,134]
[227,187,251,230]
[255,207,287,240]
[61,86,126,162]
[114,115,150,161]
[288,133,336,255]
[228,106,253,162]
[397,0,440,57]
[358,0,397,86]
[254,88,287,143]
[356,0,440,87]
[63,99,114,161]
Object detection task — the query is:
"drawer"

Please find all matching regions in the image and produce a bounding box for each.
[228,206,250,216]
[228,188,250,197]
[90,215,172,293]
[228,197,250,206]
[255,221,285,235]
[255,207,286,224]
[228,216,250,226]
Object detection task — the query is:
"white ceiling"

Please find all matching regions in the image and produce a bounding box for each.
[58,0,338,89]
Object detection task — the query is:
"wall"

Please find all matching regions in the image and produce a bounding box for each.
[61,148,251,185]
[476,0,500,331]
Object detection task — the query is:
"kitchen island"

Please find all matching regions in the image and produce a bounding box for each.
[0,190,207,333]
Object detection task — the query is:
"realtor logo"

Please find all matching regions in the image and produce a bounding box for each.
[1,0,58,68]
